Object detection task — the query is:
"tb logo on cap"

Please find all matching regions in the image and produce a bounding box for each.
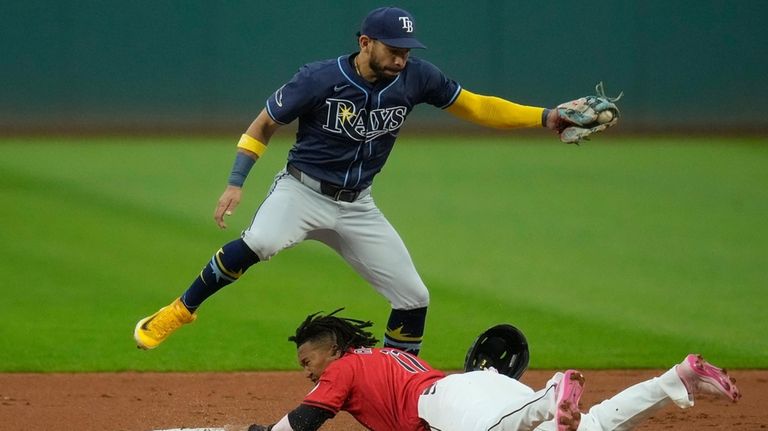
[398,16,414,32]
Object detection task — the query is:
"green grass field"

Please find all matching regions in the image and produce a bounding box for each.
[1,135,766,372]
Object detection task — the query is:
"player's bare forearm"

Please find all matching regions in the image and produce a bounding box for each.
[215,109,283,229]
[245,108,282,145]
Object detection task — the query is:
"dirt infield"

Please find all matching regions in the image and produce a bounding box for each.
[1,370,764,431]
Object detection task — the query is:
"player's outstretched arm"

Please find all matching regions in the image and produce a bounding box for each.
[446,85,622,144]
[445,89,546,129]
[214,109,282,229]
[233,404,332,431]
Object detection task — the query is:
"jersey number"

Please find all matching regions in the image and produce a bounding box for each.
[382,348,430,374]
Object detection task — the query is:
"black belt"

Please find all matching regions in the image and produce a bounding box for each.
[287,164,361,202]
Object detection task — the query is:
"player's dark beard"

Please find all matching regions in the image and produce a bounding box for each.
[368,56,400,81]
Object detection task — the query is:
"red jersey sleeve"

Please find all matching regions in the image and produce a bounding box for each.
[301,359,354,415]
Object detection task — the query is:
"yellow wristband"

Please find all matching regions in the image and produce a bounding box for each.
[237,134,268,157]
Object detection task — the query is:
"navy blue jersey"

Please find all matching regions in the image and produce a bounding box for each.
[265,54,461,189]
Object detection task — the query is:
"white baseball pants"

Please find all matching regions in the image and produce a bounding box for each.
[418,367,692,431]
[241,169,429,310]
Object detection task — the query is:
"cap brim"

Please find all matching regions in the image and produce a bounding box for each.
[378,38,426,49]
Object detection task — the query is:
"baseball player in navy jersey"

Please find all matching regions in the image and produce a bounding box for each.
[219,310,739,431]
[134,7,612,353]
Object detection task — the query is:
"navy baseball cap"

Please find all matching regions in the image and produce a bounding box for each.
[361,7,426,49]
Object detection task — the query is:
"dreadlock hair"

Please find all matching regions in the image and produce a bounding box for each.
[289,308,379,352]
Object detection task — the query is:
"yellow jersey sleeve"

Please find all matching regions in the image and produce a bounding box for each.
[446,89,545,129]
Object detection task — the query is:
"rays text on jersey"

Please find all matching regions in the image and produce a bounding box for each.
[323,98,406,142]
